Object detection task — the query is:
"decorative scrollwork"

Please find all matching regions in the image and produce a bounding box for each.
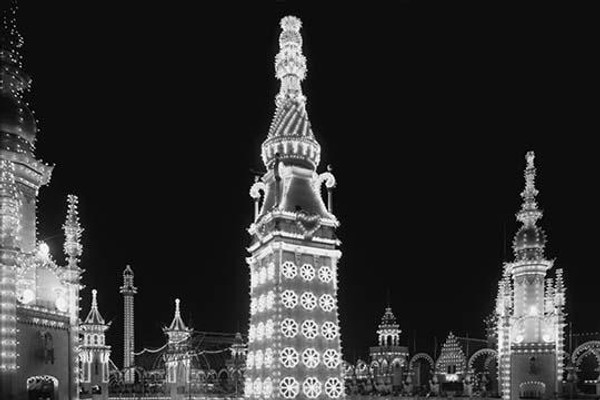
[250,180,267,199]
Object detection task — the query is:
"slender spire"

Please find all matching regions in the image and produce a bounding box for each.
[63,194,83,268]
[166,298,189,332]
[512,151,547,262]
[0,159,21,249]
[0,0,26,91]
[83,289,107,326]
[275,16,307,107]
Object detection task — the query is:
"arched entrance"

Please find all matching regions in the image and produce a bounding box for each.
[467,348,498,396]
[27,375,59,400]
[408,353,434,393]
[571,341,600,394]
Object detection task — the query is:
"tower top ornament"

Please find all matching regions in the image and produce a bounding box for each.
[275,15,307,107]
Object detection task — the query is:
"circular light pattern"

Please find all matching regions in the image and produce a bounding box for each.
[248,325,256,343]
[281,261,297,279]
[258,295,266,312]
[303,377,322,398]
[266,291,275,310]
[302,348,320,368]
[251,272,258,288]
[55,296,68,312]
[301,292,317,310]
[259,267,267,284]
[302,320,318,339]
[325,377,343,398]
[282,290,298,308]
[267,263,275,281]
[323,349,340,369]
[319,294,335,312]
[254,378,262,398]
[19,289,35,305]
[280,347,299,368]
[246,351,255,370]
[265,319,274,339]
[250,298,257,315]
[245,378,253,397]
[318,266,333,283]
[263,377,273,397]
[280,376,300,399]
[300,264,316,281]
[256,322,265,341]
[264,348,274,368]
[322,321,338,340]
[281,318,299,338]
[255,349,263,370]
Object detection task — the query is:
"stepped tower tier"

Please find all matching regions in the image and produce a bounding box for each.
[495,151,567,400]
[245,16,345,400]
[369,307,408,389]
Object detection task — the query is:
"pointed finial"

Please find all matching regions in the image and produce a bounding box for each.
[1,0,24,63]
[275,15,307,107]
[92,289,98,308]
[518,150,542,226]
[175,298,181,317]
[63,194,83,267]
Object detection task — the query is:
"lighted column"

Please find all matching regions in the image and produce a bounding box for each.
[120,265,137,384]
[163,298,192,400]
[245,16,344,400]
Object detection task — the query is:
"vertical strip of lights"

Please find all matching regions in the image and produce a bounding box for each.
[120,265,137,383]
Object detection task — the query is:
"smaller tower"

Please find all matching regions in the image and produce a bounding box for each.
[79,289,111,400]
[119,265,137,384]
[369,307,409,389]
[163,298,192,400]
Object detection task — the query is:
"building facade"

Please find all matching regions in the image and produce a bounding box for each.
[244,15,345,400]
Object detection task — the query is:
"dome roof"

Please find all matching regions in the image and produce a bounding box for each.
[0,93,37,144]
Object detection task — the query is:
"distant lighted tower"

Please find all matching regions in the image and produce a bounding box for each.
[496,151,566,400]
[120,265,137,383]
[163,298,192,399]
[369,307,409,388]
[79,289,111,400]
[246,16,344,400]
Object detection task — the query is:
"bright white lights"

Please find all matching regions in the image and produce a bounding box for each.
[300,264,315,281]
[264,348,274,368]
[19,288,35,305]
[55,296,68,312]
[265,319,274,339]
[302,348,320,368]
[301,292,317,310]
[318,266,333,283]
[263,377,273,397]
[281,318,299,338]
[255,350,263,370]
[282,290,298,308]
[323,349,340,369]
[246,351,255,370]
[245,378,253,396]
[259,267,267,284]
[266,291,275,309]
[248,325,256,342]
[303,377,322,398]
[253,378,262,398]
[250,298,257,315]
[256,322,265,341]
[319,294,335,312]
[325,377,343,398]
[321,321,338,340]
[281,261,297,279]
[280,376,300,399]
[258,295,266,312]
[302,320,318,339]
[267,263,275,281]
[280,347,299,368]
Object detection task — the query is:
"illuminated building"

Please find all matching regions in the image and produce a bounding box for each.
[245,15,344,400]
[495,151,567,400]
[0,1,83,398]
[119,264,137,384]
[163,298,192,399]
[79,289,111,399]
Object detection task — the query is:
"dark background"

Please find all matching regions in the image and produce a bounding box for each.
[11,1,599,365]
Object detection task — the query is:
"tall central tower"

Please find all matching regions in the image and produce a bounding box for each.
[245,16,345,400]
[120,265,137,384]
[496,152,566,400]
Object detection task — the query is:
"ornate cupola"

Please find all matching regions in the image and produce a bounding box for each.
[512,151,547,262]
[163,298,192,344]
[261,16,321,171]
[81,289,109,338]
[0,0,37,153]
[377,307,401,347]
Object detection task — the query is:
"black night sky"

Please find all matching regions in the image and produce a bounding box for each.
[11,1,599,366]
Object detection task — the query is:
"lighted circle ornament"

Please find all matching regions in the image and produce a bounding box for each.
[245,378,253,397]
[255,349,264,370]
[250,298,257,315]
[318,266,333,283]
[323,349,341,369]
[325,377,344,398]
[280,347,299,368]
[55,296,68,312]
[19,288,35,305]
[264,348,274,368]
[258,295,266,312]
[256,322,265,341]
[300,264,316,281]
[281,261,297,279]
[281,318,299,338]
[263,377,273,398]
[301,292,317,310]
[246,351,255,370]
[302,320,319,339]
[266,291,275,310]
[248,325,256,343]
[302,348,320,368]
[322,321,338,340]
[267,263,275,281]
[253,378,262,398]
[265,319,274,339]
[280,377,300,399]
[303,377,322,399]
[259,267,267,285]
[282,290,298,308]
[319,294,335,312]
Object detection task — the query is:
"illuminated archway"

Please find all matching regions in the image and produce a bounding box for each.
[409,353,434,389]
[27,376,59,400]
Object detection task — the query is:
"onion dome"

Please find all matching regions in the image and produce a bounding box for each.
[0,1,37,153]
[261,16,321,170]
[512,151,547,262]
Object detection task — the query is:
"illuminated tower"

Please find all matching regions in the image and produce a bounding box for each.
[245,16,344,400]
[496,151,566,400]
[369,307,408,388]
[163,298,192,399]
[79,289,111,400]
[120,265,137,384]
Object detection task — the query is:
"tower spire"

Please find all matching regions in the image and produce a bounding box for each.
[275,16,307,107]
[63,194,83,269]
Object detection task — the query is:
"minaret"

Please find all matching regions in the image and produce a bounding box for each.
[163,298,192,400]
[377,307,401,347]
[369,307,408,388]
[119,265,137,384]
[496,151,566,400]
[246,16,344,400]
[79,289,111,400]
